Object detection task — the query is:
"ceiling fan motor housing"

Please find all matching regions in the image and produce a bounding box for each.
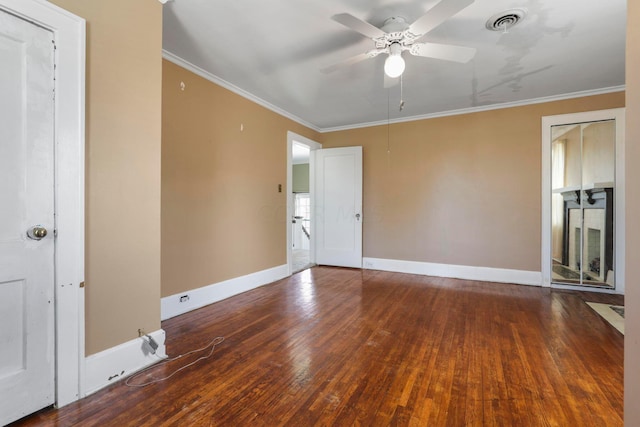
[382,16,409,32]
[375,16,418,49]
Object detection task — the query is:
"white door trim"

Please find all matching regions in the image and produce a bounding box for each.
[0,0,86,406]
[286,131,321,275]
[541,108,625,294]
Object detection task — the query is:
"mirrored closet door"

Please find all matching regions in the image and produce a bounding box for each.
[550,120,616,288]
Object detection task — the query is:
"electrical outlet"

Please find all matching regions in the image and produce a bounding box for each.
[142,334,158,355]
[180,294,189,303]
[147,336,158,353]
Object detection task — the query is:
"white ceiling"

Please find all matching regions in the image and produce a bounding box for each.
[162,0,626,132]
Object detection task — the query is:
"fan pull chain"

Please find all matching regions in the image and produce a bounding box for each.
[387,90,391,154]
[399,74,404,112]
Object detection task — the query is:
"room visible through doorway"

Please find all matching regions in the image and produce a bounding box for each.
[292,143,313,273]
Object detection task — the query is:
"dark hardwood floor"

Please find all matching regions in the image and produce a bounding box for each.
[13,267,624,426]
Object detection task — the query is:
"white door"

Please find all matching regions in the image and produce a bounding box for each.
[314,146,363,268]
[0,9,56,425]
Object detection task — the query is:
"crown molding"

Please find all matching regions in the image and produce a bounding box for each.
[161,50,624,135]
[162,50,321,132]
[320,86,626,133]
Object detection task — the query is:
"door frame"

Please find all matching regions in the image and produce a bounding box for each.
[541,108,625,294]
[0,0,86,406]
[286,131,321,275]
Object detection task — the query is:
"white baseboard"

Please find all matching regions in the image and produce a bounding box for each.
[84,329,166,396]
[161,264,289,320]
[363,257,542,286]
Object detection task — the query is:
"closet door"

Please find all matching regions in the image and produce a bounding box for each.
[550,120,616,288]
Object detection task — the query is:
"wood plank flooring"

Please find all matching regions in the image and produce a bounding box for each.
[13,267,624,426]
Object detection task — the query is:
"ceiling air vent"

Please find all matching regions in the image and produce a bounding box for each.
[485,9,526,32]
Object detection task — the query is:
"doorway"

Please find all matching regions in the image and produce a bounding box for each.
[541,109,625,293]
[292,144,312,272]
[287,132,321,274]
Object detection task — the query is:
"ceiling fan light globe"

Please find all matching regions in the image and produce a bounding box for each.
[384,55,405,78]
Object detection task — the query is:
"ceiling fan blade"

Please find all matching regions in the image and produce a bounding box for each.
[321,49,385,74]
[408,0,474,37]
[321,52,371,74]
[409,42,476,63]
[331,13,386,39]
[384,73,400,88]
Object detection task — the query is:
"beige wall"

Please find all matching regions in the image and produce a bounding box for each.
[626,0,640,423]
[560,121,616,191]
[582,121,616,185]
[49,0,163,355]
[562,126,582,188]
[161,60,320,297]
[561,121,615,188]
[321,93,624,271]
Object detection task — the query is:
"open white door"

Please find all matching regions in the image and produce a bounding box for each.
[314,146,363,268]
[0,9,56,425]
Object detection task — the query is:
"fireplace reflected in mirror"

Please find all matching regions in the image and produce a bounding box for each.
[551,120,615,288]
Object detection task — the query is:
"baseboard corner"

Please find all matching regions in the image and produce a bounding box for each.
[83,329,166,397]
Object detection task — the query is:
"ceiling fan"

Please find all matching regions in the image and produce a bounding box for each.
[323,0,476,80]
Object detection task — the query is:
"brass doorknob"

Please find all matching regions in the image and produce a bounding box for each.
[27,226,47,240]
